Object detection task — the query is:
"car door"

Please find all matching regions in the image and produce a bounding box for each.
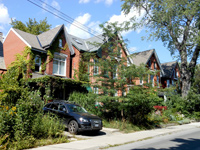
[48,102,59,116]
[57,103,71,126]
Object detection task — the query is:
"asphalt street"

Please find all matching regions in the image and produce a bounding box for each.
[107,127,200,150]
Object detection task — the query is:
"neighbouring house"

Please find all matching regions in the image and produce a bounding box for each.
[130,49,164,88]
[161,61,181,88]
[0,32,6,74]
[68,32,133,96]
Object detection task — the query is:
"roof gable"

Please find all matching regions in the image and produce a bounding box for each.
[130,49,164,75]
[38,24,63,48]
[161,61,178,78]
[4,25,74,55]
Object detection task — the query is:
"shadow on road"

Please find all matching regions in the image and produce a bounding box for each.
[131,138,200,150]
[76,130,106,137]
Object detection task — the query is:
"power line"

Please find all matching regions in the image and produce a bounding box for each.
[27,0,102,38]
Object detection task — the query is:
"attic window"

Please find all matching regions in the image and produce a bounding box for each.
[59,39,62,48]
[73,38,82,45]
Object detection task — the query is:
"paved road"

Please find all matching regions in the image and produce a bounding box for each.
[107,128,200,150]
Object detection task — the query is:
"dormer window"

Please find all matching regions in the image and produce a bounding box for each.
[35,55,41,72]
[59,39,62,48]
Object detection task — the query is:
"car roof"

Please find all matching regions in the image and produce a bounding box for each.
[47,100,78,106]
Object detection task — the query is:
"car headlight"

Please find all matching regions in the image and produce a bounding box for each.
[79,118,89,122]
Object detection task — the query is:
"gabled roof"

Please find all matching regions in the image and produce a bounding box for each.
[130,49,154,66]
[38,25,63,48]
[67,32,133,64]
[161,61,178,78]
[130,49,164,75]
[12,28,44,51]
[5,24,74,55]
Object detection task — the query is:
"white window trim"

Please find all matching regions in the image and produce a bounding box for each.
[151,75,154,87]
[140,77,143,85]
[53,53,67,76]
[94,87,99,94]
[35,55,41,72]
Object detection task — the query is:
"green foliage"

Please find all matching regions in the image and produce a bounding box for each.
[68,91,97,113]
[11,18,51,35]
[121,0,200,97]
[28,75,88,100]
[124,86,163,124]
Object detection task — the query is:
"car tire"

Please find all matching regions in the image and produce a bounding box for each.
[68,120,78,134]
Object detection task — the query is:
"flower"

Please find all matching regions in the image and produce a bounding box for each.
[12,107,17,111]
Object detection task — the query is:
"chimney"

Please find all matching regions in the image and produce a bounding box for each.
[0,32,3,42]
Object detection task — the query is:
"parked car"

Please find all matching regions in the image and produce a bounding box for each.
[43,100,102,134]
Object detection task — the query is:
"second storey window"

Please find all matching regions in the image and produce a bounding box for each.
[148,60,151,69]
[93,59,98,75]
[93,87,98,94]
[53,55,66,76]
[35,55,41,72]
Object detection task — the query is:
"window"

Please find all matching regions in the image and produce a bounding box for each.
[108,44,113,53]
[35,55,41,72]
[148,60,151,69]
[93,87,98,94]
[151,75,154,87]
[53,55,66,76]
[157,76,159,87]
[113,65,117,79]
[117,47,122,58]
[167,80,170,88]
[140,77,143,85]
[172,80,174,86]
[154,62,157,70]
[93,59,98,75]
[59,39,62,48]
[115,90,118,97]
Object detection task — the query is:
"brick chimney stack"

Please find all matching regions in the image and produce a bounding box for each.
[0,32,3,42]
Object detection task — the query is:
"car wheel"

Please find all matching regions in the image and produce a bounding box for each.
[68,120,78,134]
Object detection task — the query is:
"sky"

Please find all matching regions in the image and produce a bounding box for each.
[0,0,176,64]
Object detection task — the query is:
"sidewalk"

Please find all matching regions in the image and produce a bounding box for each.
[30,122,200,150]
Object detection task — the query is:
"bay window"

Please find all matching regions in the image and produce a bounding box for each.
[53,55,66,76]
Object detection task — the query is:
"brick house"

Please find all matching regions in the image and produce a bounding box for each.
[3,24,133,97]
[161,61,181,88]
[67,33,133,96]
[3,24,74,78]
[0,32,6,74]
[129,49,164,87]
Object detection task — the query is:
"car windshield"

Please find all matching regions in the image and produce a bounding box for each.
[68,104,87,113]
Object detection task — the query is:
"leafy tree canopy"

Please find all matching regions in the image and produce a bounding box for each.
[11,17,51,35]
[121,0,200,97]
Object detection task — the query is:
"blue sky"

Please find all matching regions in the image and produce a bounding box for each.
[0,0,176,63]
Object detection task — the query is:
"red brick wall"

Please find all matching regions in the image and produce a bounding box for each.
[3,30,27,68]
[134,53,161,87]
[45,33,71,78]
[71,46,81,79]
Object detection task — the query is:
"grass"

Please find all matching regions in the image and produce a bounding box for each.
[103,119,146,133]
[7,136,69,150]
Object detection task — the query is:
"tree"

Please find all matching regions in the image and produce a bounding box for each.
[11,17,51,35]
[121,0,200,97]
